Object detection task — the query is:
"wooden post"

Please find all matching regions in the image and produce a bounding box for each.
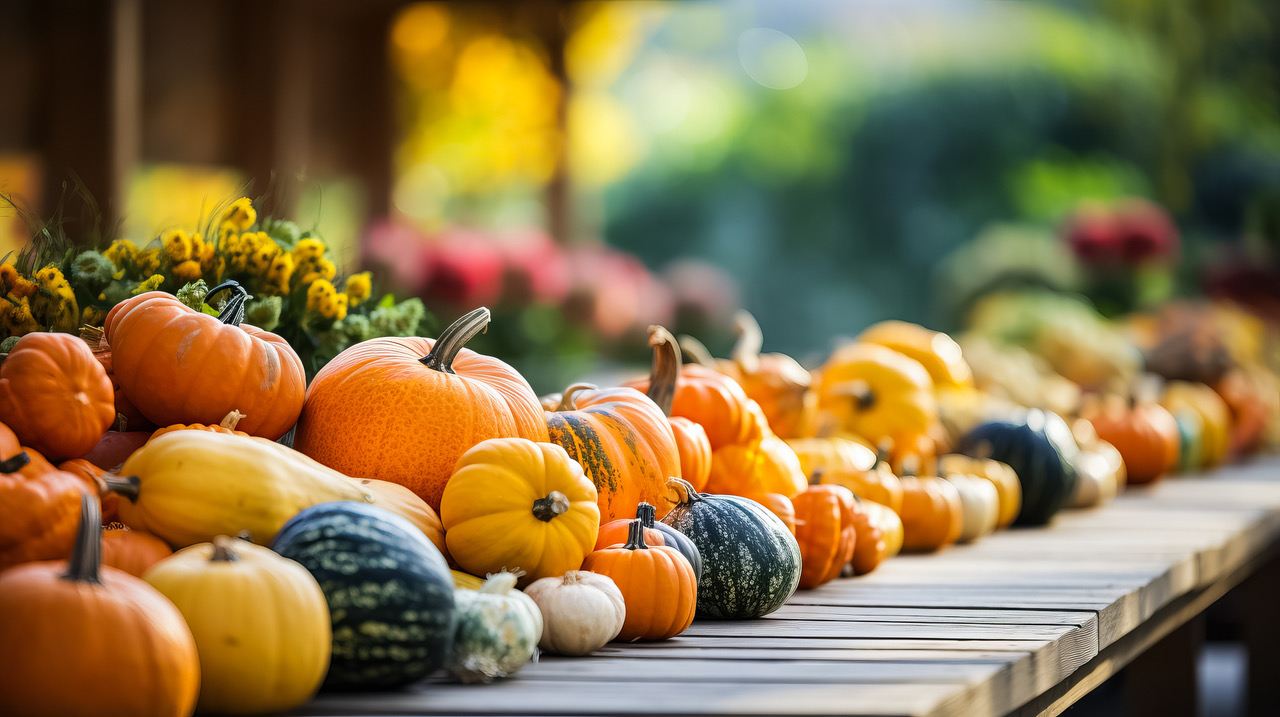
[1244,555,1280,716]
[541,0,571,243]
[111,0,143,218]
[1123,613,1203,717]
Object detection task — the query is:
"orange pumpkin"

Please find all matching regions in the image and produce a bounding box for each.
[58,458,118,524]
[1085,396,1179,485]
[791,481,857,589]
[0,331,115,461]
[104,281,305,440]
[582,520,697,642]
[849,496,890,575]
[102,527,173,577]
[639,326,712,491]
[622,335,757,450]
[354,477,450,561]
[1,429,90,571]
[859,497,904,559]
[789,437,905,513]
[719,311,818,439]
[741,491,797,536]
[0,495,200,716]
[898,474,963,552]
[294,307,549,511]
[149,409,250,441]
[705,434,808,498]
[81,326,155,432]
[1216,368,1271,457]
[544,382,682,521]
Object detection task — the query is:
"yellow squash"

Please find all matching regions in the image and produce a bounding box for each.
[856,320,974,391]
[1160,380,1231,469]
[144,537,330,714]
[109,431,425,547]
[788,436,904,513]
[815,342,938,453]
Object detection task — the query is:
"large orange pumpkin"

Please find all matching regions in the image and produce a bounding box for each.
[104,281,304,440]
[294,307,549,511]
[0,331,115,461]
[622,335,757,450]
[639,326,712,491]
[718,312,818,439]
[544,383,682,521]
[1,427,90,571]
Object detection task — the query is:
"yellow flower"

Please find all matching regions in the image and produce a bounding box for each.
[218,222,239,251]
[173,260,203,282]
[260,252,294,296]
[293,238,326,261]
[344,271,372,306]
[331,293,349,321]
[222,198,257,231]
[215,257,227,282]
[32,266,78,333]
[133,275,165,294]
[307,279,337,313]
[104,239,139,267]
[136,249,161,277]
[1,265,38,299]
[81,306,106,326]
[161,229,196,263]
[244,233,281,274]
[299,257,336,285]
[198,236,217,272]
[1,296,41,336]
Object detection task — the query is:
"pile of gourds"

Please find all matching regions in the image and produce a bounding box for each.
[0,283,1274,716]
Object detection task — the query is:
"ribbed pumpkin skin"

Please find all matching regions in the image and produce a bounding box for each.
[792,485,857,589]
[960,410,1079,526]
[271,502,457,691]
[669,417,711,491]
[705,435,808,498]
[104,291,305,440]
[0,332,115,461]
[1,450,88,571]
[661,480,800,619]
[545,385,682,521]
[596,507,703,581]
[294,336,549,511]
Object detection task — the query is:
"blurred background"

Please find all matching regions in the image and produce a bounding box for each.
[2,0,1280,391]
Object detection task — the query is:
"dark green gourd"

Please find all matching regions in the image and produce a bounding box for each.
[960,409,1079,526]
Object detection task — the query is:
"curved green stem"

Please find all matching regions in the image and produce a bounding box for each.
[207,280,251,327]
[420,307,491,374]
[554,383,597,412]
[102,475,141,502]
[61,493,103,585]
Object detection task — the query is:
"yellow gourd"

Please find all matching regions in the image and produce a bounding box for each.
[856,320,974,391]
[108,431,376,547]
[144,536,331,714]
[814,343,938,452]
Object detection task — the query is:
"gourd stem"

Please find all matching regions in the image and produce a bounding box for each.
[644,325,680,416]
[665,477,702,505]
[624,519,648,550]
[809,468,825,486]
[730,310,763,375]
[102,475,141,502]
[0,451,31,473]
[554,383,597,412]
[61,493,103,585]
[635,502,657,528]
[532,491,570,522]
[420,307,491,374]
[561,571,584,586]
[481,572,519,594]
[207,280,251,327]
[832,380,875,410]
[677,335,716,368]
[220,409,247,430]
[210,536,240,562]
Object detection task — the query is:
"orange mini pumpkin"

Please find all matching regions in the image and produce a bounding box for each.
[789,437,905,513]
[1085,396,1179,485]
[582,520,697,642]
[295,307,549,511]
[791,481,857,589]
[639,326,712,491]
[0,331,115,462]
[705,433,808,498]
[898,473,963,552]
[102,527,173,578]
[849,496,890,575]
[1,426,90,571]
[104,281,304,440]
[719,312,818,439]
[544,382,682,522]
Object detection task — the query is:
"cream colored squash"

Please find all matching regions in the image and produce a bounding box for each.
[946,474,999,543]
[524,571,626,656]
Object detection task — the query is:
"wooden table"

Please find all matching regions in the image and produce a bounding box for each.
[300,458,1280,717]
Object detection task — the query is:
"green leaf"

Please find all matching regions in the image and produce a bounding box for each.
[377,293,395,309]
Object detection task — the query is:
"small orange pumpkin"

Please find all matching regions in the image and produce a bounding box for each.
[0,331,115,461]
[719,311,818,439]
[898,471,963,552]
[639,326,712,491]
[582,520,697,642]
[791,480,857,589]
[102,527,173,577]
[1,427,90,571]
[58,458,118,525]
[1085,395,1179,485]
[849,496,890,575]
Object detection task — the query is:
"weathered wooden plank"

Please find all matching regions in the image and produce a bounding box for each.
[764,605,1094,627]
[516,658,997,684]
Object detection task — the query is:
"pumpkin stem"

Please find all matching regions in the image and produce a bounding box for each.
[809,467,825,486]
[61,493,103,585]
[79,325,106,350]
[532,491,570,522]
[219,409,247,431]
[480,572,519,594]
[554,383,597,412]
[677,335,716,368]
[210,536,241,562]
[624,519,648,550]
[0,451,31,473]
[665,477,702,505]
[831,380,875,410]
[635,501,657,528]
[561,571,585,586]
[236,530,255,543]
[207,280,251,327]
[973,441,993,462]
[644,325,681,416]
[420,307,490,374]
[115,413,128,432]
[730,310,763,375]
[102,475,141,502]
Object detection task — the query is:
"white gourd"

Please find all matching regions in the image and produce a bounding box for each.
[946,474,999,542]
[524,571,626,656]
